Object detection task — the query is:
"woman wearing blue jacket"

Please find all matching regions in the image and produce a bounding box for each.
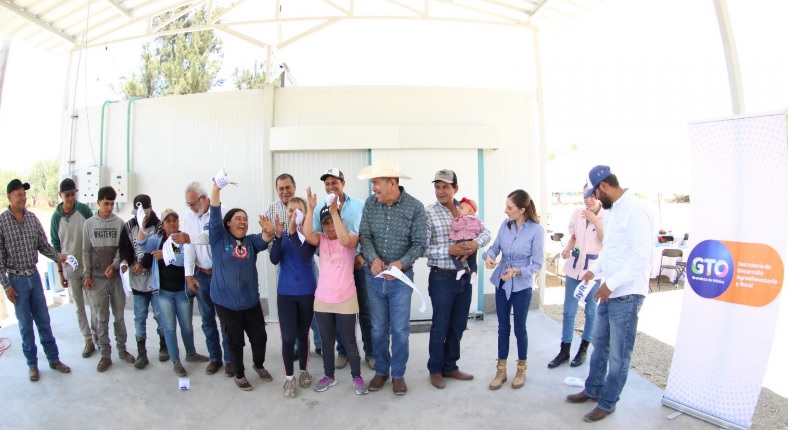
[137,209,209,377]
[209,182,275,391]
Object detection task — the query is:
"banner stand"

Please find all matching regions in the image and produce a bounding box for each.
[662,398,747,430]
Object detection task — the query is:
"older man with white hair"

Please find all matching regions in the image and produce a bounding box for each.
[358,160,428,395]
[171,181,232,377]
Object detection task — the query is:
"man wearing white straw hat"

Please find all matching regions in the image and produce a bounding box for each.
[358,159,428,395]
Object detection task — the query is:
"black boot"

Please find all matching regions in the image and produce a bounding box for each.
[570,340,590,367]
[134,337,149,369]
[548,342,571,368]
[158,334,170,362]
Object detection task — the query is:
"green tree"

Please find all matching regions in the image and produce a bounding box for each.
[231,61,280,90]
[120,5,223,98]
[28,159,59,207]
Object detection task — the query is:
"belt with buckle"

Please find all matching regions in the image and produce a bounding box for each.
[8,268,36,276]
[195,267,213,275]
[431,266,458,274]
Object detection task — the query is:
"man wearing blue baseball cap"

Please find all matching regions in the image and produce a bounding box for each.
[566,165,654,422]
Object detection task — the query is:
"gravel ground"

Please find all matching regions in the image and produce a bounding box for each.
[543,297,788,430]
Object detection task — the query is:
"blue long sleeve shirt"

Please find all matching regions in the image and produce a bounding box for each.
[270,232,317,296]
[482,219,545,299]
[208,205,269,311]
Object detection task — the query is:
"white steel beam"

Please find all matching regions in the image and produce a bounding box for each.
[101,0,133,19]
[0,0,78,45]
[713,0,745,115]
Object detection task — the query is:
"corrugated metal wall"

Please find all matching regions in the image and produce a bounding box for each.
[60,86,537,316]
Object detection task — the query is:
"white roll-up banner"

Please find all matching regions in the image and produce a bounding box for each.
[662,111,787,429]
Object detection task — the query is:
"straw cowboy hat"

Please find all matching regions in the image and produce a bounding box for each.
[357,159,412,180]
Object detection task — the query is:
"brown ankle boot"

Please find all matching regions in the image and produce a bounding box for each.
[512,360,527,389]
[488,359,507,390]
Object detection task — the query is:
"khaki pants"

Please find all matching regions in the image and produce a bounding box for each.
[88,277,128,357]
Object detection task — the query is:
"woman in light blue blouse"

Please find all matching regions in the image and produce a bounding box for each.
[482,189,544,391]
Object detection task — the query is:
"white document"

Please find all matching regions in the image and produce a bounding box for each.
[293,209,306,245]
[135,202,146,229]
[162,236,178,266]
[573,279,593,303]
[375,266,427,313]
[179,377,190,391]
[65,255,79,272]
[120,263,132,296]
[212,168,236,189]
[324,192,342,208]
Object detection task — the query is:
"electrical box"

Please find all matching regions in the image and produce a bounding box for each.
[77,166,103,203]
[113,172,129,203]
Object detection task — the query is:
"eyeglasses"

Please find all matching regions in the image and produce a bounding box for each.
[185,196,203,208]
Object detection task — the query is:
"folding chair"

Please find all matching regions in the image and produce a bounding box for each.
[655,248,683,291]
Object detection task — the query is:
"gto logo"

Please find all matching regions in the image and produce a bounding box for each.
[691,257,730,278]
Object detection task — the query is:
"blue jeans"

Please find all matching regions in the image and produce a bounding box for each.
[133,293,162,340]
[562,277,600,343]
[194,272,230,363]
[584,294,645,412]
[495,285,532,360]
[366,268,413,379]
[154,289,196,363]
[337,267,373,358]
[427,268,472,374]
[9,271,60,366]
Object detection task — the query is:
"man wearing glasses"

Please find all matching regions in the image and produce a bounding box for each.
[50,178,98,359]
[171,182,232,377]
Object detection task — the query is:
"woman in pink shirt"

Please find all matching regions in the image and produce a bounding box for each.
[302,187,367,395]
[548,184,605,369]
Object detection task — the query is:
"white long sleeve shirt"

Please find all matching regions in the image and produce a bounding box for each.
[182,209,214,277]
[588,189,654,298]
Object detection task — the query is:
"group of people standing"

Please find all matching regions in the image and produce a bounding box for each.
[2,161,653,423]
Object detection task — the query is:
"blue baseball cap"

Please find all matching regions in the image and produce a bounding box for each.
[584,165,612,199]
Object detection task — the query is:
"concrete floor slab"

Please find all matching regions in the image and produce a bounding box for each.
[0,304,713,430]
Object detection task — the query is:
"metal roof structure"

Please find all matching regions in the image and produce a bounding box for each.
[0,0,597,54]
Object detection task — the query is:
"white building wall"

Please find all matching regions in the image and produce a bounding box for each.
[60,86,539,318]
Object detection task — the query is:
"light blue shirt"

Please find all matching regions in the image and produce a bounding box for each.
[482,219,544,299]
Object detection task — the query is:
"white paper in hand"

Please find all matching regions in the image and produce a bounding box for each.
[325,193,336,207]
[375,266,427,313]
[573,279,593,303]
[293,209,306,245]
[120,263,132,296]
[135,202,146,229]
[162,236,179,266]
[213,168,231,189]
[65,255,79,272]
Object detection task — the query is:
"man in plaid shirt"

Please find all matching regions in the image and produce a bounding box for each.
[424,169,490,389]
[1,179,71,382]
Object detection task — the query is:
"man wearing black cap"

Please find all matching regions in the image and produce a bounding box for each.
[424,169,490,389]
[122,194,167,369]
[312,167,373,369]
[50,178,98,358]
[1,179,71,381]
[566,165,654,422]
